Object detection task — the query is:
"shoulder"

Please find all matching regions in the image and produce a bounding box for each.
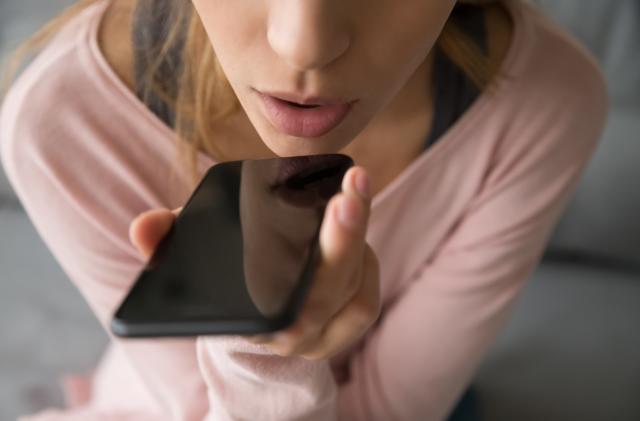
[491,0,609,153]
[0,12,86,180]
[507,0,608,111]
[1,2,109,162]
[456,0,612,200]
[1,0,157,173]
[0,1,187,217]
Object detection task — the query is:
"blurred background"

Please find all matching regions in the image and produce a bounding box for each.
[0,1,638,420]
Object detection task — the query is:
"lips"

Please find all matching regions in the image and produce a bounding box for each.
[271,154,354,207]
[257,92,355,138]
[274,154,353,187]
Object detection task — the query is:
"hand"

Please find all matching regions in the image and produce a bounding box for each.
[128,166,381,362]
[129,206,183,262]
[246,166,381,361]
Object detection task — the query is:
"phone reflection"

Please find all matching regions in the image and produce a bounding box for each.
[239,154,352,317]
[114,154,353,335]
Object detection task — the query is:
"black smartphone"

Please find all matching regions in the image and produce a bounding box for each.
[111,154,353,338]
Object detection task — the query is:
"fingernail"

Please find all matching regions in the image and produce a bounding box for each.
[337,196,360,229]
[354,170,370,199]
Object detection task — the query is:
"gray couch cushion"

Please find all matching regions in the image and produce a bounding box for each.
[476,260,640,421]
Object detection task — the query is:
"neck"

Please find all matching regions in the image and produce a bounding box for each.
[340,51,436,193]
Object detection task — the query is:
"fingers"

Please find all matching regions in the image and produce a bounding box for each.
[314,165,372,313]
[129,207,183,260]
[299,245,381,361]
[277,166,372,339]
[264,244,381,360]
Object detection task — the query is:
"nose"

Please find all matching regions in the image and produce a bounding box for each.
[267,0,351,71]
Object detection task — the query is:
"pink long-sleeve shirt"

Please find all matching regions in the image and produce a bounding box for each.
[1,0,608,420]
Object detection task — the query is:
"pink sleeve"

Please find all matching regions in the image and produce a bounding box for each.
[1,10,607,421]
[339,85,608,419]
[195,56,609,421]
[0,79,209,419]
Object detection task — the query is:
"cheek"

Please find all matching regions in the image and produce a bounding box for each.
[191,1,265,75]
[363,2,456,81]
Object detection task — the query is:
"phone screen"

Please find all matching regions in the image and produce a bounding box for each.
[112,154,353,337]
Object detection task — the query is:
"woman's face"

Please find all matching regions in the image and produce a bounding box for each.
[191,0,457,157]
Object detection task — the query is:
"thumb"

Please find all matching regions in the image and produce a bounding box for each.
[129,207,183,260]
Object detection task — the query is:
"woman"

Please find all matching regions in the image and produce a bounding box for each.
[0,0,607,419]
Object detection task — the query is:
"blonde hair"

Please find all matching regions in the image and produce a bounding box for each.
[3,0,501,191]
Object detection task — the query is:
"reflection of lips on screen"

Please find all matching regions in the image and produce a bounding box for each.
[272,154,353,207]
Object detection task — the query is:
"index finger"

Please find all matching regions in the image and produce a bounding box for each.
[287,166,373,335]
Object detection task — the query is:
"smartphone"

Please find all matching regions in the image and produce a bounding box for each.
[111,154,353,338]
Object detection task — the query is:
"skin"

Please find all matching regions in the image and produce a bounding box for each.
[112,0,514,360]
[100,0,512,196]
[132,168,377,360]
